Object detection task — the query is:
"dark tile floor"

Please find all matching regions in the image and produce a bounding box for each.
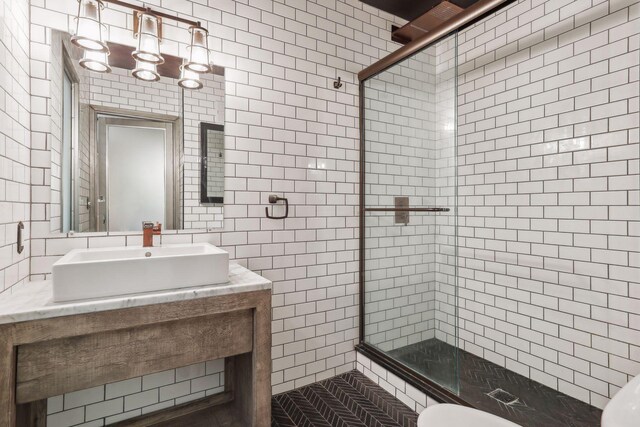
[389,339,603,427]
[272,370,418,427]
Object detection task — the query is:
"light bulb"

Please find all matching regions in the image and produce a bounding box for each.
[79,49,111,73]
[178,64,203,89]
[132,60,160,82]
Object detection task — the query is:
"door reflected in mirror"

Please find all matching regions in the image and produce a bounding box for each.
[52,30,225,233]
[97,117,177,231]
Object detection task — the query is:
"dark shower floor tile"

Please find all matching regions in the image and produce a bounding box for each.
[272,370,418,427]
[388,339,603,427]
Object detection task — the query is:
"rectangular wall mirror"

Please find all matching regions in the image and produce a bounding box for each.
[50,30,225,233]
[200,123,225,204]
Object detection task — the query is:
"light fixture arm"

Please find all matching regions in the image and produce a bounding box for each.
[101,0,200,27]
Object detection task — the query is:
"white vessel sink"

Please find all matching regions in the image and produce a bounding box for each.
[52,243,229,302]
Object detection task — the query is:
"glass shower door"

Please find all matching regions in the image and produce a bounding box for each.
[361,32,459,393]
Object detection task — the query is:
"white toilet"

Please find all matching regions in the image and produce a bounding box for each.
[418,373,640,427]
[417,403,520,427]
[601,373,640,427]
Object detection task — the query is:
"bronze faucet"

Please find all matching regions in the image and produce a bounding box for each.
[142,221,162,247]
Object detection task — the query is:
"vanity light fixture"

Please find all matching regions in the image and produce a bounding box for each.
[184,25,211,73]
[72,0,212,89]
[71,0,109,52]
[132,11,164,65]
[132,59,160,82]
[178,61,203,89]
[79,49,112,73]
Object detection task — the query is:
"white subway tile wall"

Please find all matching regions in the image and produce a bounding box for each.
[46,360,225,426]
[0,0,30,294]
[355,351,440,413]
[445,0,639,410]
[0,0,635,424]
[23,0,404,425]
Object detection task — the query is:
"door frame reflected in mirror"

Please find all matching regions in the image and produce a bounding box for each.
[96,115,177,231]
[90,107,182,232]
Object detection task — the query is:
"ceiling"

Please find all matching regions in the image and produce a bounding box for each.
[361,0,480,21]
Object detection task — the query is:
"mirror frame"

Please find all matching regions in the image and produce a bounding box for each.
[200,122,225,204]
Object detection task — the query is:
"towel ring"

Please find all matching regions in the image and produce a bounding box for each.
[265,194,289,219]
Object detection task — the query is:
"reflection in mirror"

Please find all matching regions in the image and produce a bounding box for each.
[97,116,177,231]
[200,123,224,204]
[51,30,225,233]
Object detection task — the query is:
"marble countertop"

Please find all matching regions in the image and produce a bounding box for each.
[0,263,271,325]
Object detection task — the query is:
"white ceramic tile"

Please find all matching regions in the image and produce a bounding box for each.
[452,0,640,411]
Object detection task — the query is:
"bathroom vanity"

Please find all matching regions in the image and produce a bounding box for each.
[0,263,271,426]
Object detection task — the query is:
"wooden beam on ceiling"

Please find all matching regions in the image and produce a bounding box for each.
[392,1,465,45]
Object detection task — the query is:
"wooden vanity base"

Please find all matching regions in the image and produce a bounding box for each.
[0,289,271,427]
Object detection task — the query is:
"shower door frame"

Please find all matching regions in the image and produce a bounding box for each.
[356,0,516,406]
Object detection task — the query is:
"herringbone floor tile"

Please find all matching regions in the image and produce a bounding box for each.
[272,370,418,427]
[272,341,603,427]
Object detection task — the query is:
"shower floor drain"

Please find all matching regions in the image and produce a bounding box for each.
[487,388,520,405]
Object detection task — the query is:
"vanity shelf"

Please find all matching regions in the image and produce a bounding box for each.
[0,264,272,427]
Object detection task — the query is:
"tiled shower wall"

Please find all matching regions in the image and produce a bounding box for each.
[360,0,638,412]
[363,47,439,351]
[442,0,639,409]
[0,0,30,294]
[362,32,460,355]
[20,0,404,425]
